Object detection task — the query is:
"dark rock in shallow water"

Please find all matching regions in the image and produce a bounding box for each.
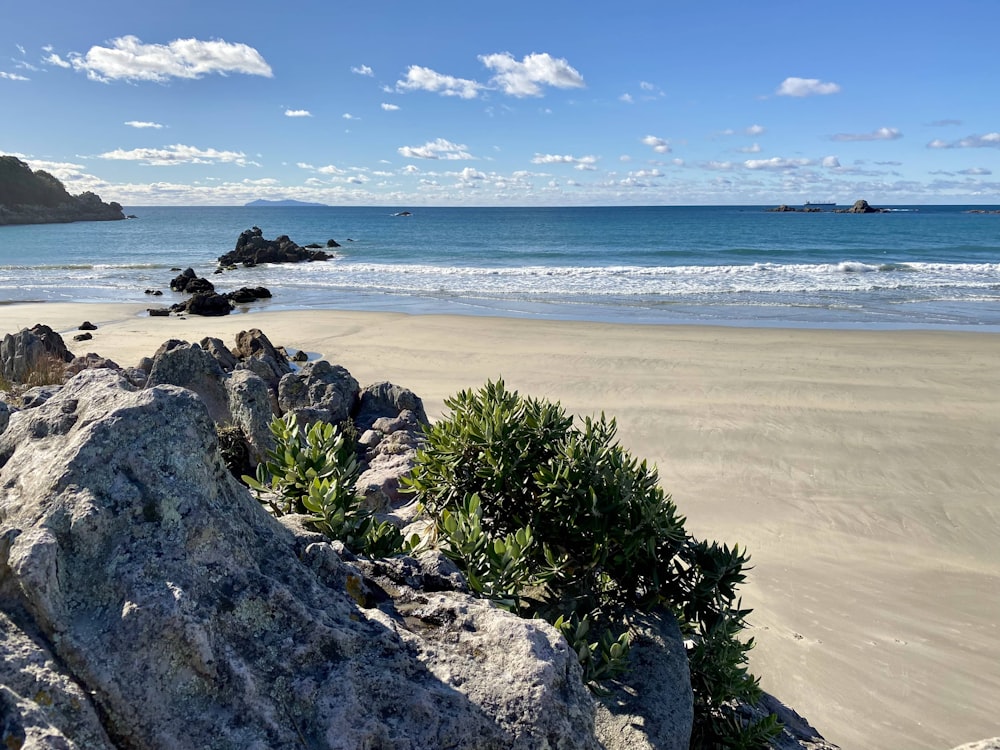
[79,321,97,331]
[169,268,215,294]
[226,286,272,304]
[73,332,93,342]
[171,292,233,316]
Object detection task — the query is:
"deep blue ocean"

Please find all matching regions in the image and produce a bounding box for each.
[2,205,999,329]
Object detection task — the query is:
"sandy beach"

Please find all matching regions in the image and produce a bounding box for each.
[3,302,999,750]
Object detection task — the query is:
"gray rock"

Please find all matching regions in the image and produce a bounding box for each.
[0,400,8,433]
[354,381,429,432]
[145,340,230,423]
[951,740,1000,750]
[741,693,840,750]
[200,336,239,372]
[277,359,359,425]
[0,324,73,384]
[65,352,120,377]
[17,385,62,409]
[232,328,292,383]
[0,368,599,750]
[0,609,115,749]
[225,368,275,463]
[594,610,693,750]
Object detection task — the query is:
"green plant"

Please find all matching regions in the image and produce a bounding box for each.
[403,379,779,748]
[244,413,403,557]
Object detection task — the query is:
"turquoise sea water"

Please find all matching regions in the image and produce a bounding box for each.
[1,205,999,329]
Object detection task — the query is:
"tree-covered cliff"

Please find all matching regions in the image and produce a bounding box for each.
[0,155,126,225]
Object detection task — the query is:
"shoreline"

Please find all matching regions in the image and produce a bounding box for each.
[3,302,1000,749]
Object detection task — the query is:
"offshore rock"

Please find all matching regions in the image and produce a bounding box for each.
[218,227,332,267]
[0,369,599,749]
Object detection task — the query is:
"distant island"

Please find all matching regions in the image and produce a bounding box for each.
[0,155,126,226]
[244,199,329,208]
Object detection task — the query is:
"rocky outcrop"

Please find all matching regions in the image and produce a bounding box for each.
[218,226,333,267]
[0,324,74,384]
[838,199,889,214]
[0,369,600,749]
[0,155,125,226]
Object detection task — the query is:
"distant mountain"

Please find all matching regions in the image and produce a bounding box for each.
[0,155,125,226]
[244,199,329,207]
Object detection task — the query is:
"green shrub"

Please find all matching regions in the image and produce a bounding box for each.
[244,413,403,557]
[403,379,779,748]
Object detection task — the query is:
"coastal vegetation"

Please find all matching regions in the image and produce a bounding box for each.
[248,376,780,747]
[0,155,124,225]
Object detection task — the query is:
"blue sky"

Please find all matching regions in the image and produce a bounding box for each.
[2,0,998,206]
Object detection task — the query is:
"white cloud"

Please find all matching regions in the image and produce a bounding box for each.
[776,77,841,97]
[927,133,1000,149]
[822,155,841,168]
[351,64,373,76]
[98,144,254,166]
[0,71,29,81]
[532,154,598,168]
[479,52,585,97]
[739,143,761,153]
[630,169,663,179]
[746,124,765,136]
[831,127,901,142]
[284,109,312,117]
[640,81,656,91]
[381,103,400,111]
[457,167,486,181]
[402,164,420,174]
[744,157,813,170]
[703,161,736,171]
[342,113,357,120]
[641,135,671,154]
[398,138,474,160]
[959,167,992,175]
[68,36,272,83]
[396,65,483,99]
[620,93,634,103]
[316,165,345,175]
[43,52,71,69]
[125,120,164,129]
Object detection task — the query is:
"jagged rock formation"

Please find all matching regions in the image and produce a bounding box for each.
[0,370,599,749]
[0,155,125,225]
[218,226,333,267]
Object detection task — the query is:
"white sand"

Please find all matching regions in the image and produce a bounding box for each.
[4,302,999,750]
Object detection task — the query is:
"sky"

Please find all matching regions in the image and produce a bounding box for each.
[2,0,999,207]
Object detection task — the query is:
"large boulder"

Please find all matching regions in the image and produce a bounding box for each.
[353,381,429,433]
[0,324,73,384]
[225,368,276,463]
[145,340,231,423]
[0,369,599,749]
[277,359,359,425]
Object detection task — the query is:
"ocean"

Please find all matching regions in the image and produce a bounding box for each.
[2,205,999,329]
